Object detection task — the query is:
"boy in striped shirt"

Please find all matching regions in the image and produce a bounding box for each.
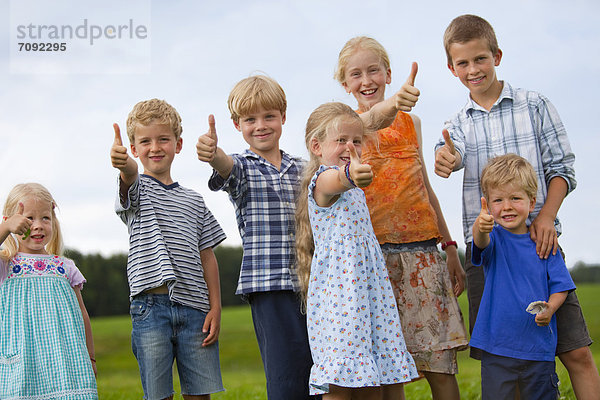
[111,98,226,400]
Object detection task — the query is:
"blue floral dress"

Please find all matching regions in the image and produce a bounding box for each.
[307,166,418,395]
[0,253,98,399]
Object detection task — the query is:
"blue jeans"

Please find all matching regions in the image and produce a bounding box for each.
[130,294,223,400]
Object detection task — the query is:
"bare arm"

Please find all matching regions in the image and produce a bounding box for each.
[360,62,420,131]
[74,287,97,376]
[473,197,493,250]
[529,176,568,259]
[535,291,568,326]
[414,115,464,296]
[196,115,234,178]
[313,143,372,207]
[110,123,138,198]
[0,203,31,246]
[200,247,221,346]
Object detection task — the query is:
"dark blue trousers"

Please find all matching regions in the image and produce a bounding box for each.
[248,290,319,400]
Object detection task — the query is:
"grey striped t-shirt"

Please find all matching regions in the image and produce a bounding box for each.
[116,174,226,312]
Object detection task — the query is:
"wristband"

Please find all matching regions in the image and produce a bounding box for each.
[441,241,457,251]
[90,357,96,363]
[344,162,357,188]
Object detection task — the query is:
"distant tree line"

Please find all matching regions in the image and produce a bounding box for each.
[65,245,245,318]
[63,246,600,318]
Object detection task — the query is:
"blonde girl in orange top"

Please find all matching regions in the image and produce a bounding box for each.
[335,36,468,400]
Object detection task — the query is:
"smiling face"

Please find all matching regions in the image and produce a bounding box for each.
[311,118,364,167]
[448,38,503,107]
[234,108,285,161]
[486,183,535,234]
[18,197,53,255]
[342,48,391,112]
[131,122,182,184]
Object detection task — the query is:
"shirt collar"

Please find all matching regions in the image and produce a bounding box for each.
[466,81,514,113]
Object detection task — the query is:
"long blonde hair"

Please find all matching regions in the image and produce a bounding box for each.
[1,183,63,261]
[295,102,365,299]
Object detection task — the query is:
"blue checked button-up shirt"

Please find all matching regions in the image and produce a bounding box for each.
[436,82,576,243]
[209,149,304,295]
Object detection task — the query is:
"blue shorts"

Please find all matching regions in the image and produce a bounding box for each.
[130,293,223,400]
[481,351,559,400]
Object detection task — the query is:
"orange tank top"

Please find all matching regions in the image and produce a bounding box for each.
[361,111,441,244]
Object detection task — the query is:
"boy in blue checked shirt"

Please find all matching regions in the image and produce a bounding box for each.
[196,74,419,399]
[434,14,600,398]
[197,75,313,400]
[111,99,226,400]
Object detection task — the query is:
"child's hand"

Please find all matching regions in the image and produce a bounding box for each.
[202,307,221,347]
[434,129,457,178]
[534,301,553,326]
[529,211,558,260]
[110,123,131,171]
[347,142,373,188]
[393,62,420,112]
[196,115,218,163]
[3,203,32,237]
[475,197,494,234]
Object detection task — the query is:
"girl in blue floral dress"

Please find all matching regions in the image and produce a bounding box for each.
[295,103,418,399]
[0,183,97,399]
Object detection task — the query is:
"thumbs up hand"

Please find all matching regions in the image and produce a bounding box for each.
[393,62,420,112]
[197,115,219,163]
[110,123,131,171]
[434,129,457,178]
[346,142,373,188]
[475,197,494,234]
[2,202,32,238]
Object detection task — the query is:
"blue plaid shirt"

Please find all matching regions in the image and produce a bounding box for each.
[436,82,576,243]
[209,149,304,295]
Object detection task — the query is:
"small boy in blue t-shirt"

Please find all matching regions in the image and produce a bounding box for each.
[471,154,575,399]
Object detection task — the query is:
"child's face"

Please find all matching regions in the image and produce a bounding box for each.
[18,197,53,255]
[486,183,535,235]
[311,119,364,167]
[342,48,391,112]
[131,122,182,183]
[234,108,285,159]
[448,38,502,101]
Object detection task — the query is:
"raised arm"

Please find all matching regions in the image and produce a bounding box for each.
[196,114,234,179]
[434,129,462,178]
[313,143,372,207]
[110,123,138,198]
[472,197,494,249]
[0,202,32,246]
[360,62,420,131]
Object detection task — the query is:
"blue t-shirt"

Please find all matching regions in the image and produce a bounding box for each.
[470,226,575,361]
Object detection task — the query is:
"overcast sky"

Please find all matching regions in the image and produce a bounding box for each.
[1,0,599,268]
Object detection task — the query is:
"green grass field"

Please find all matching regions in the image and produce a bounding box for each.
[92,284,600,399]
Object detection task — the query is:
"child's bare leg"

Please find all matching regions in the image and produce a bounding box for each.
[323,384,352,400]
[558,346,600,400]
[423,372,460,400]
[353,385,383,400]
[381,383,404,400]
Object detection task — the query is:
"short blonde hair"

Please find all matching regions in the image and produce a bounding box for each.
[227,75,287,123]
[1,183,63,261]
[480,154,537,201]
[126,99,183,143]
[334,36,390,85]
[444,14,499,65]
